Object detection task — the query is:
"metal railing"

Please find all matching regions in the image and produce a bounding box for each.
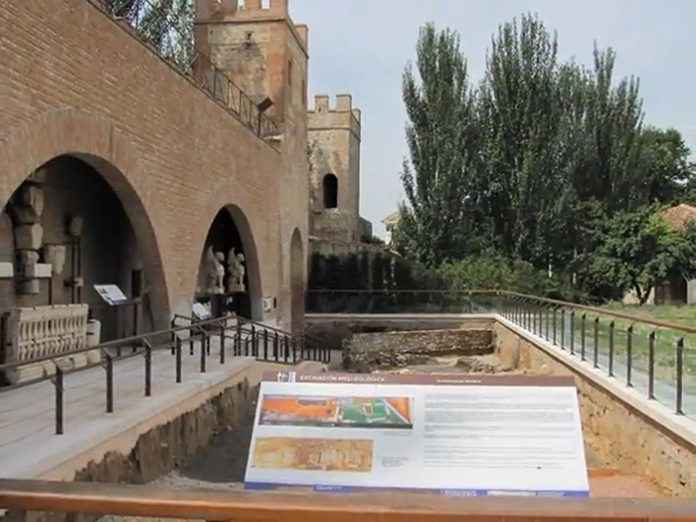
[0,314,328,435]
[93,0,279,140]
[307,289,696,417]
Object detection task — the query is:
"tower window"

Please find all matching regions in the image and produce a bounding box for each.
[288,60,293,86]
[323,174,338,209]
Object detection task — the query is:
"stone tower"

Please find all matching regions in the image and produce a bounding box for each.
[308,94,369,243]
[194,0,309,126]
[194,0,310,330]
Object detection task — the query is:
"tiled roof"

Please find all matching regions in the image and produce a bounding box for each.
[660,204,696,232]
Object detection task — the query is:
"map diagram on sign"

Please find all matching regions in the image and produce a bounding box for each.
[260,395,413,429]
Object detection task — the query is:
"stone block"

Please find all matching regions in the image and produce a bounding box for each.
[0,262,13,278]
[20,185,45,217]
[34,263,52,278]
[12,205,41,224]
[5,363,45,385]
[43,244,67,275]
[86,349,102,365]
[87,319,102,348]
[15,224,43,250]
[17,279,40,295]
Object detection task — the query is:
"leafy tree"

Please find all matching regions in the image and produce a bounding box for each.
[399,24,480,266]
[577,206,696,304]
[393,15,656,302]
[636,127,695,205]
[103,0,195,71]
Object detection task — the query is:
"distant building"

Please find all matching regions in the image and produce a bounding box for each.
[624,204,696,305]
[308,95,372,244]
[382,211,401,246]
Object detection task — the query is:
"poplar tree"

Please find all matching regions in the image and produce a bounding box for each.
[398,24,479,266]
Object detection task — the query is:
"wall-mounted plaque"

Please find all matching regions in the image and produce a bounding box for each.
[93,284,128,306]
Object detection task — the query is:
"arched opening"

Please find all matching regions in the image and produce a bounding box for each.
[290,228,305,333]
[0,155,168,342]
[195,205,263,321]
[323,174,338,209]
[655,276,688,305]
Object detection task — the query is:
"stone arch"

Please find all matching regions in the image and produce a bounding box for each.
[323,173,338,209]
[0,108,171,330]
[195,204,263,321]
[289,227,305,333]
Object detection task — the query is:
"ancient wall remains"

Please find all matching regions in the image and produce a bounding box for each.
[343,328,494,372]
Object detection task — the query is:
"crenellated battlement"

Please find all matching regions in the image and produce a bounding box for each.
[196,0,289,21]
[308,95,361,132]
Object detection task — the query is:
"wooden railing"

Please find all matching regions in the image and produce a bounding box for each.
[1,480,696,521]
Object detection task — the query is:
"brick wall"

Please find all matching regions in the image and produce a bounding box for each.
[0,0,308,329]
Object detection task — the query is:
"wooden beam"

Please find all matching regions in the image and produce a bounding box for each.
[1,480,696,521]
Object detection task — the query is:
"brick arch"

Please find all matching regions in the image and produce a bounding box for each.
[0,108,171,329]
[193,203,264,321]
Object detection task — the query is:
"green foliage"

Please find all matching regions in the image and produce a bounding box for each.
[436,255,586,301]
[105,0,195,71]
[576,206,696,303]
[400,24,480,266]
[395,15,695,302]
[637,127,695,204]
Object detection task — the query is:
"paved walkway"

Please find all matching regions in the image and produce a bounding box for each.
[0,337,260,479]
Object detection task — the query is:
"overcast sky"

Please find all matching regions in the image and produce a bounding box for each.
[289,1,696,238]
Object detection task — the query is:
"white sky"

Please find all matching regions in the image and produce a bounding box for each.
[290,1,696,238]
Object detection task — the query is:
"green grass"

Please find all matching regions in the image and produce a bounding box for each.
[603,302,696,329]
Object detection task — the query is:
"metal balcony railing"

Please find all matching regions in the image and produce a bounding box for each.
[92,0,279,140]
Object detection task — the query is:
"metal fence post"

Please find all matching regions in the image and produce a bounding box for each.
[200,331,207,373]
[560,309,566,350]
[608,321,615,377]
[264,330,269,361]
[249,325,255,357]
[54,366,64,435]
[236,319,242,356]
[626,325,633,387]
[220,323,226,365]
[676,337,685,415]
[274,332,279,361]
[545,306,550,340]
[145,342,152,397]
[569,310,575,355]
[105,355,114,414]
[593,317,599,369]
[581,314,586,361]
[176,336,182,384]
[648,331,656,400]
[553,308,557,345]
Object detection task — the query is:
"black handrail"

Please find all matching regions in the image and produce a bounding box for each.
[1,313,329,434]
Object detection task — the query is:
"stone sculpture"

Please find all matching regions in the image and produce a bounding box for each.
[43,244,67,276]
[205,246,225,295]
[227,247,246,293]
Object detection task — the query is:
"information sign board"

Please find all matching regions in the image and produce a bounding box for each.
[93,284,128,306]
[245,372,589,497]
